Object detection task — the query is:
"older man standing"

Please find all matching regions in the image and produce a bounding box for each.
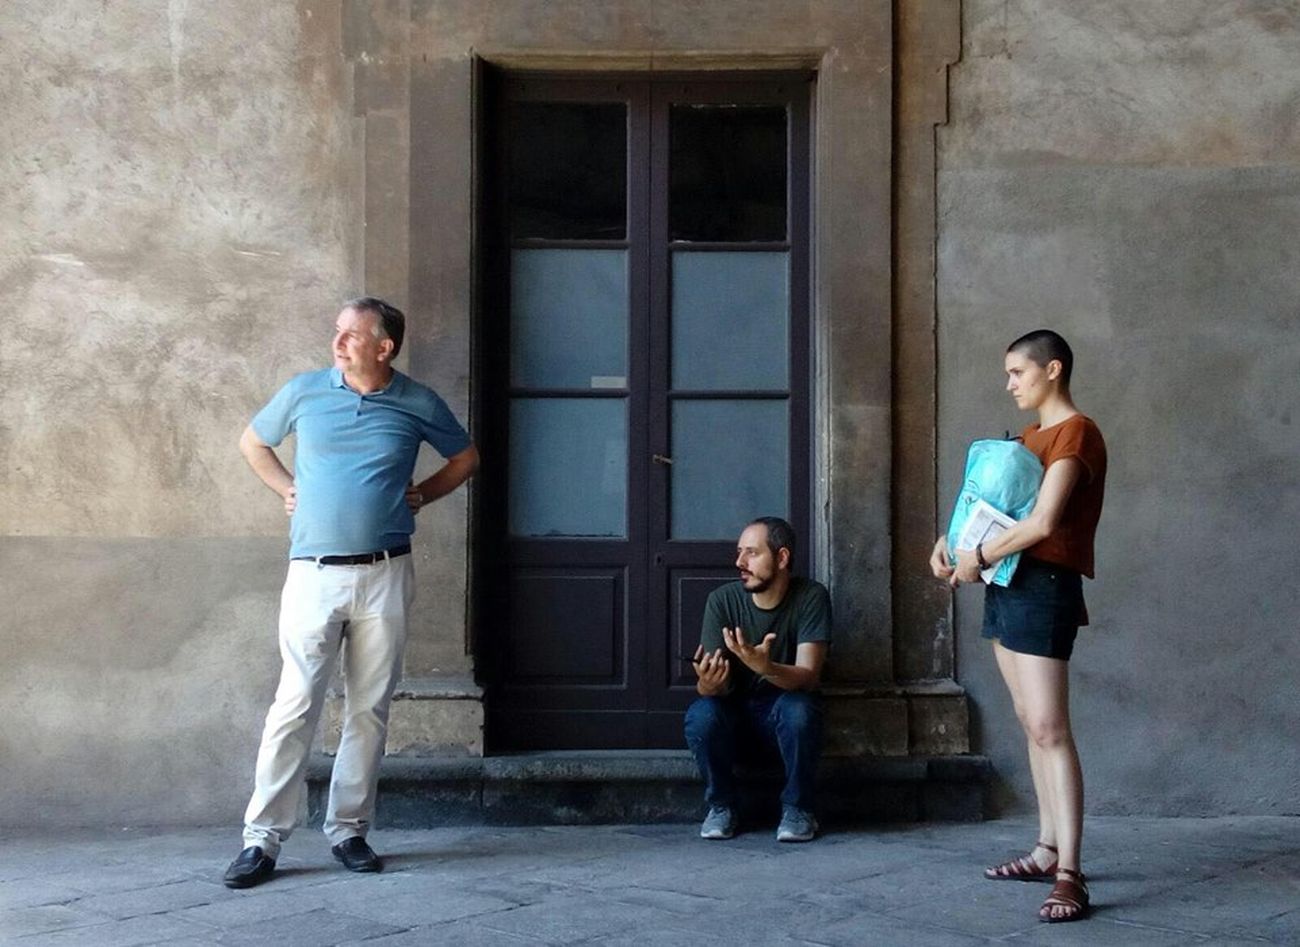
[223,297,478,889]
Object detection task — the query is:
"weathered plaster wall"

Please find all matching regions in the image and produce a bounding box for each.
[0,1,365,824]
[9,0,1294,826]
[2,0,897,825]
[939,1,1300,814]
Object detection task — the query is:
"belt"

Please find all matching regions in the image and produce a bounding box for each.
[293,544,411,566]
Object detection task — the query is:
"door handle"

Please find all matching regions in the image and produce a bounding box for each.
[652,454,674,465]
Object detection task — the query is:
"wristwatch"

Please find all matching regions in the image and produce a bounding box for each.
[975,543,992,570]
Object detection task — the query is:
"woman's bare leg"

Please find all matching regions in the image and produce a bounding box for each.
[1010,651,1081,870]
[993,642,1062,869]
[1027,736,1058,848]
[1008,649,1085,920]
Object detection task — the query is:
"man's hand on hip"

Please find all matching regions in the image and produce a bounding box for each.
[405,482,427,513]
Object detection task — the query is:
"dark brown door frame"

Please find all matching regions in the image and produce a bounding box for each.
[477,70,813,751]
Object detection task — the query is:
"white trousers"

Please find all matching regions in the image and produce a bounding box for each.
[242,555,413,857]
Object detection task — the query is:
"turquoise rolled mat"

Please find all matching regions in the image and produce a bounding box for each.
[945,438,1043,587]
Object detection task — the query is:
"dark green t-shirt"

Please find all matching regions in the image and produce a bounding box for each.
[699,577,833,697]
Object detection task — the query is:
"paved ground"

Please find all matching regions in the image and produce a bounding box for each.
[1,816,1297,945]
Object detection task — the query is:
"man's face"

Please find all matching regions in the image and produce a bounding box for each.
[333,306,390,375]
[1004,348,1058,411]
[735,523,786,593]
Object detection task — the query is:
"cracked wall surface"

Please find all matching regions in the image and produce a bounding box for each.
[0,1,364,824]
[1,1,359,538]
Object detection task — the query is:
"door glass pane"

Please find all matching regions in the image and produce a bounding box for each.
[510,102,627,240]
[670,104,787,242]
[512,249,628,389]
[672,251,788,390]
[510,398,627,537]
[671,400,787,540]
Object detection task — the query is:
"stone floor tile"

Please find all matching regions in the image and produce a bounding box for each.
[1256,850,1300,875]
[998,917,1215,944]
[444,876,575,907]
[1100,862,1300,937]
[1255,907,1300,943]
[468,893,679,945]
[813,910,993,947]
[821,862,988,913]
[569,928,737,947]
[515,845,765,893]
[590,926,831,947]
[0,903,103,938]
[71,879,235,921]
[342,919,535,945]
[308,878,520,927]
[0,878,86,910]
[874,879,1040,939]
[599,886,726,916]
[169,889,331,928]
[677,897,863,940]
[40,863,203,897]
[209,908,405,946]
[1220,909,1300,945]
[6,913,216,947]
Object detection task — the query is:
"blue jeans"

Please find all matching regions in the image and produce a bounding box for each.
[684,691,824,812]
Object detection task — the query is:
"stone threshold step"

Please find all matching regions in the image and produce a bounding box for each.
[307,751,992,827]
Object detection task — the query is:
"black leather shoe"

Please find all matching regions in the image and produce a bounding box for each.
[331,836,383,873]
[223,846,276,889]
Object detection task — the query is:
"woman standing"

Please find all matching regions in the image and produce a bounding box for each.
[930,330,1107,924]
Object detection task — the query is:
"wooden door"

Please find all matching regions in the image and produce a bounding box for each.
[480,74,812,750]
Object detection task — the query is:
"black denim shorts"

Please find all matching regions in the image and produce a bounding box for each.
[981,557,1088,660]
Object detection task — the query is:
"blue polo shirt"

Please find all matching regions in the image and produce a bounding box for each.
[252,368,472,559]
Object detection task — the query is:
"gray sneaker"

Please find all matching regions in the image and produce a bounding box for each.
[699,806,736,840]
[776,806,818,842]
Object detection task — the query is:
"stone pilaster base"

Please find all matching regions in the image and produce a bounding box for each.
[322,678,968,762]
[324,675,484,757]
[824,682,970,757]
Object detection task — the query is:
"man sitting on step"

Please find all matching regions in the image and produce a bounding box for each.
[684,516,832,843]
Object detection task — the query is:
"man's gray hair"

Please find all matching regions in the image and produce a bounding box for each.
[345,296,406,358]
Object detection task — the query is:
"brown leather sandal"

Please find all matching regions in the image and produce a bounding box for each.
[984,842,1058,881]
[1039,868,1090,923]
